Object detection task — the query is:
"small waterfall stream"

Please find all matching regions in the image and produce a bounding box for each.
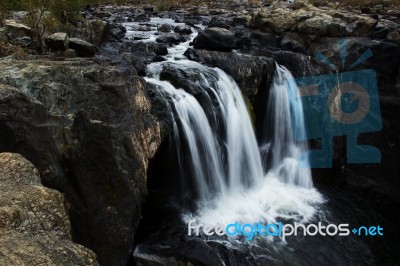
[261,64,313,188]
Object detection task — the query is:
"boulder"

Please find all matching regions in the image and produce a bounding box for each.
[64,48,76,58]
[89,19,106,45]
[104,23,126,41]
[45,32,69,51]
[3,20,33,45]
[209,17,231,29]
[0,60,162,266]
[174,25,193,34]
[157,23,174,32]
[281,32,306,53]
[155,33,186,45]
[0,152,98,265]
[254,8,312,33]
[387,29,400,44]
[68,38,97,57]
[193,27,237,51]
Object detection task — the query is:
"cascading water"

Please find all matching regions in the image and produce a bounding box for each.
[261,64,313,188]
[129,18,323,238]
[146,62,263,203]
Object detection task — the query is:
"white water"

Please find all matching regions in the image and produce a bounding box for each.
[261,64,313,188]
[130,18,323,236]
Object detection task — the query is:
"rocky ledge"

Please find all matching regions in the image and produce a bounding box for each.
[0,59,161,265]
[0,152,98,265]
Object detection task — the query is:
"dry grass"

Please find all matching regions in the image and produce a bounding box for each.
[309,0,400,8]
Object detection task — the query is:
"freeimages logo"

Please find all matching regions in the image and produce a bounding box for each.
[295,39,382,168]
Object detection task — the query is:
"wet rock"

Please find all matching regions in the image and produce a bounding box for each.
[185,49,275,137]
[134,13,149,22]
[0,152,98,265]
[68,38,97,57]
[174,25,193,34]
[156,33,186,45]
[155,44,168,55]
[158,23,174,32]
[193,27,237,51]
[45,32,69,51]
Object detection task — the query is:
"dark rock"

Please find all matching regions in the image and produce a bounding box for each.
[134,14,149,22]
[3,20,33,46]
[209,17,231,29]
[122,52,148,76]
[64,48,76,58]
[157,23,174,32]
[272,50,322,77]
[251,31,278,48]
[193,27,237,51]
[13,36,31,48]
[68,38,97,57]
[156,33,186,45]
[143,6,154,12]
[387,29,400,44]
[183,48,199,61]
[109,24,126,39]
[361,7,372,14]
[88,19,106,45]
[0,60,161,266]
[280,32,306,53]
[174,25,193,35]
[309,37,400,95]
[155,44,168,56]
[45,32,69,51]
[186,49,275,137]
[138,25,152,31]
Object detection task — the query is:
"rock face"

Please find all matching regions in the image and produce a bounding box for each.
[0,59,161,266]
[254,4,377,37]
[193,27,237,51]
[45,32,69,51]
[0,152,98,265]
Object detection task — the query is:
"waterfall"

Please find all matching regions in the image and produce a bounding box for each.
[132,17,322,232]
[146,61,322,228]
[145,62,264,202]
[261,64,313,188]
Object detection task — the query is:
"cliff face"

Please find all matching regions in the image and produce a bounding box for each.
[0,152,98,265]
[0,59,161,265]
